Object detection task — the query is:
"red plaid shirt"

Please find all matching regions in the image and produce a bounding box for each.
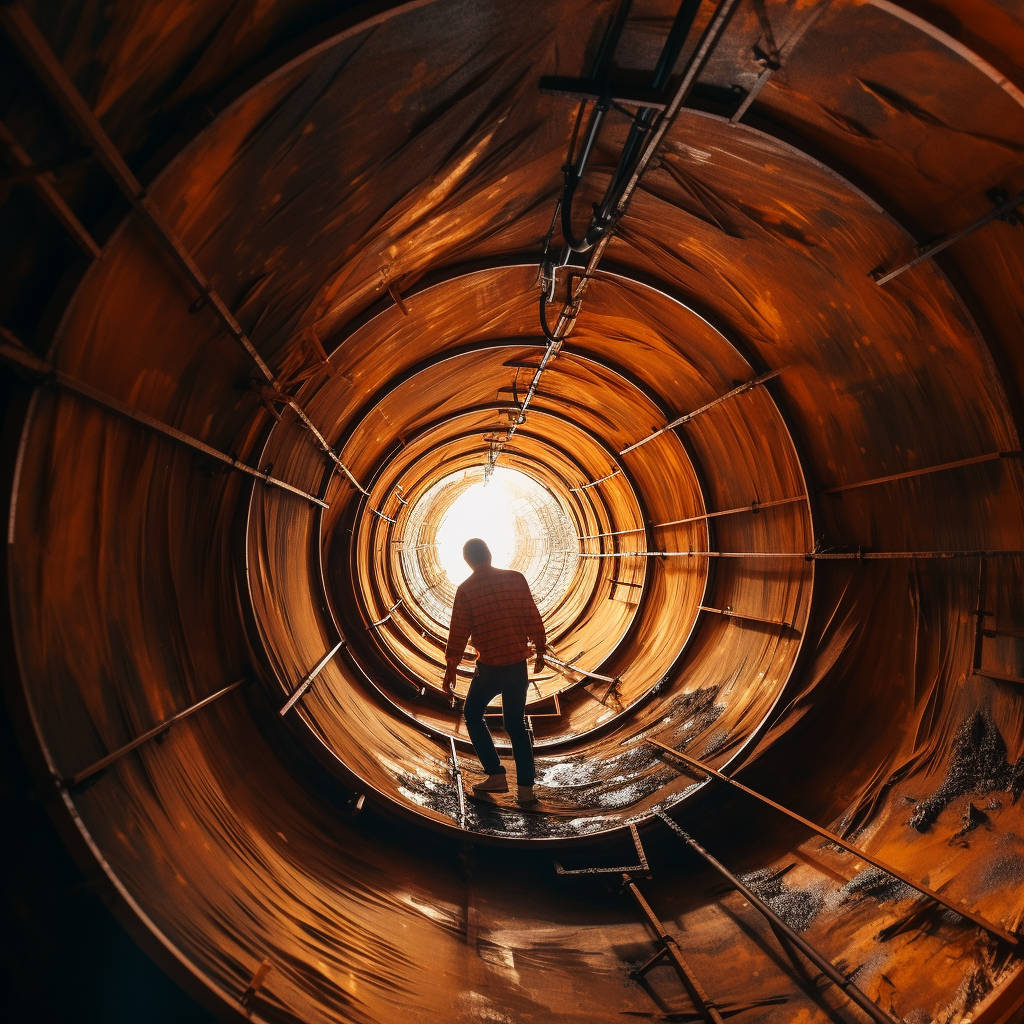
[445,567,546,667]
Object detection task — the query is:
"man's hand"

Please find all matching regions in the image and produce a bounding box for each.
[441,661,457,695]
[534,648,546,675]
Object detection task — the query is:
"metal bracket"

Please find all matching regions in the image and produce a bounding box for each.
[554,822,649,876]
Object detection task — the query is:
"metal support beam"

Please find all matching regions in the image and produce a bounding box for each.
[576,496,806,541]
[64,679,244,788]
[654,495,806,528]
[873,187,1024,285]
[449,737,466,827]
[699,605,790,628]
[973,668,1024,686]
[823,451,1021,494]
[620,368,785,455]
[279,642,344,715]
[648,739,1019,945]
[543,652,619,686]
[370,599,403,629]
[730,1,830,125]
[655,814,897,1024]
[555,822,649,875]
[624,874,726,1024]
[0,329,329,508]
[487,0,740,476]
[539,76,669,110]
[571,468,621,492]
[0,117,101,258]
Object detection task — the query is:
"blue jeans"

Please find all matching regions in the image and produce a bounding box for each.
[463,660,535,786]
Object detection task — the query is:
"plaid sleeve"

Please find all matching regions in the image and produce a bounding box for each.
[521,573,545,650]
[445,585,472,663]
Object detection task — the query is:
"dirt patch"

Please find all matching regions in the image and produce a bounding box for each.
[909,709,1022,833]
[740,865,824,932]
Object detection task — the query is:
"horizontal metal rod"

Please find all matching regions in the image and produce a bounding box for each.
[279,641,344,715]
[370,599,403,628]
[577,497,807,541]
[624,873,725,1024]
[656,813,896,1024]
[610,577,644,588]
[983,626,1024,640]
[579,526,645,540]
[0,331,329,508]
[699,605,790,628]
[620,368,785,455]
[0,116,101,258]
[654,495,806,528]
[65,679,244,787]
[874,188,1024,286]
[823,451,1021,494]
[538,75,668,111]
[544,652,618,684]
[648,740,1019,945]
[571,468,621,492]
[973,668,1024,686]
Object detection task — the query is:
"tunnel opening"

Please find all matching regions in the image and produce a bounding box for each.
[398,464,580,630]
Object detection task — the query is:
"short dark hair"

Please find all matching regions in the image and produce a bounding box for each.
[463,538,491,567]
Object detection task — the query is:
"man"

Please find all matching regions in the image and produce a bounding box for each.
[442,538,546,805]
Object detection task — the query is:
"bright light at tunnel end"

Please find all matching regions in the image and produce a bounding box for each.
[435,469,522,584]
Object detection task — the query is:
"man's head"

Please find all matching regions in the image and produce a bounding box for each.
[463,538,492,569]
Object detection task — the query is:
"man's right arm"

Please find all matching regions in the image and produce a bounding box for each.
[443,588,472,693]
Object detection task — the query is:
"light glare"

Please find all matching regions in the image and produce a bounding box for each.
[435,471,519,585]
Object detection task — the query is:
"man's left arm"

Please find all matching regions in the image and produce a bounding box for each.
[522,575,546,673]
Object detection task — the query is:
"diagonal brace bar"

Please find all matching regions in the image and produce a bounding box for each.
[279,641,344,715]
[620,369,785,455]
[873,187,1024,286]
[1,5,369,493]
[0,329,328,508]
[823,450,1021,494]
[648,739,1019,945]
[65,679,245,788]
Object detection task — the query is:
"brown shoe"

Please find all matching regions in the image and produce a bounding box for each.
[517,785,539,805]
[473,773,509,795]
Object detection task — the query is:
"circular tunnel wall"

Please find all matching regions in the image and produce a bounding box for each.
[4,1,1024,1021]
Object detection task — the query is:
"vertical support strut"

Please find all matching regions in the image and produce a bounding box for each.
[449,737,467,828]
[656,814,899,1024]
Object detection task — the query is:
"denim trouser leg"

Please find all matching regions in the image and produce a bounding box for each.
[463,667,504,776]
[463,661,534,785]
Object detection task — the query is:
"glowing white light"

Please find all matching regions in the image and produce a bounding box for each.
[435,471,519,585]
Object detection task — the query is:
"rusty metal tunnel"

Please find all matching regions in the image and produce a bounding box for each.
[2,0,1024,1021]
